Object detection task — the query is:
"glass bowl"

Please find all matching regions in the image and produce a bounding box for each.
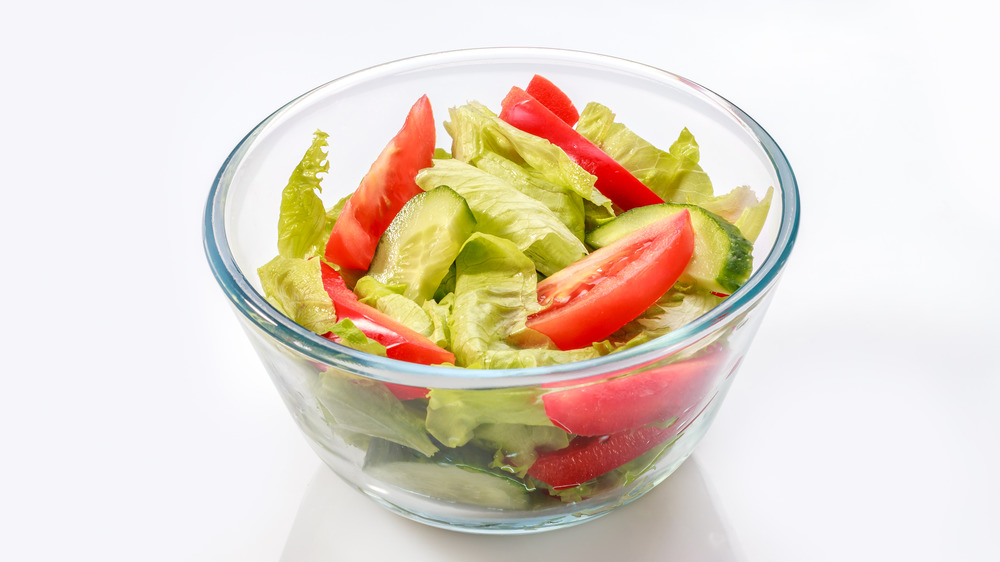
[203,47,799,534]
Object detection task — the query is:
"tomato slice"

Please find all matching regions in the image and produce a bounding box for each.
[526,210,694,350]
[320,263,454,366]
[324,95,436,271]
[541,350,726,436]
[525,74,579,126]
[526,425,677,489]
[499,86,662,211]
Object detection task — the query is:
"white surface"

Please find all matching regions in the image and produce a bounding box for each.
[3,1,998,560]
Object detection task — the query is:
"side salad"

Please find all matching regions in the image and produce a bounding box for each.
[258,75,772,507]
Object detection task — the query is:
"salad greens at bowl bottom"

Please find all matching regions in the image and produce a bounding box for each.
[255,75,772,507]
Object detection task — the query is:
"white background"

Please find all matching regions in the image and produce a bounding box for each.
[3,1,998,560]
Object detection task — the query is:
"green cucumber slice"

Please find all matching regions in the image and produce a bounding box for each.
[363,439,531,509]
[368,186,476,304]
[365,462,532,509]
[586,203,752,294]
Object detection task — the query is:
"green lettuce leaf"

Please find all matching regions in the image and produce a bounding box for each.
[277,130,333,259]
[448,232,540,367]
[472,423,570,478]
[257,256,339,334]
[445,102,613,212]
[425,386,552,448]
[422,293,454,350]
[584,198,617,232]
[353,276,434,337]
[474,152,586,241]
[432,262,457,301]
[325,318,389,357]
[698,185,760,224]
[257,256,386,355]
[733,185,773,243]
[317,370,438,457]
[576,102,714,204]
[353,275,407,303]
[416,159,588,276]
[698,185,774,243]
[448,233,598,368]
[604,286,724,351]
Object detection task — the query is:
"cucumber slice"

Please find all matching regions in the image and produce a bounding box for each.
[586,204,752,294]
[366,462,532,510]
[368,186,476,304]
[364,439,531,509]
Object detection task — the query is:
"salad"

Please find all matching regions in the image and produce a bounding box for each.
[258,75,772,506]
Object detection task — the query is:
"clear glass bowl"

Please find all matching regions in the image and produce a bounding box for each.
[203,47,799,534]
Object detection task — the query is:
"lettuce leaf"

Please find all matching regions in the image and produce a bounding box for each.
[576,102,714,204]
[257,256,387,355]
[353,276,434,337]
[324,318,388,357]
[257,256,339,335]
[421,293,454,350]
[317,370,438,457]
[699,185,774,243]
[445,102,613,212]
[474,152,586,241]
[447,232,599,368]
[604,287,724,351]
[733,186,774,243]
[425,386,552,448]
[472,423,570,478]
[448,232,540,367]
[277,130,333,259]
[416,159,587,276]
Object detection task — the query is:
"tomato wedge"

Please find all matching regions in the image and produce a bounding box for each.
[525,74,579,126]
[541,350,726,436]
[324,95,435,271]
[499,86,662,211]
[526,210,694,350]
[526,425,677,489]
[320,262,454,367]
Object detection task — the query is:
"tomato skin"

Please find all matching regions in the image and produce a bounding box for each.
[526,210,694,350]
[542,350,725,436]
[499,86,662,211]
[525,74,579,126]
[526,425,676,489]
[382,382,430,401]
[324,95,435,271]
[320,263,454,366]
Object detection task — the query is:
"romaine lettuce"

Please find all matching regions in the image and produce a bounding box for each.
[317,370,438,457]
[447,232,599,369]
[354,276,434,337]
[257,256,339,335]
[445,102,614,213]
[257,256,388,356]
[416,159,587,276]
[425,386,552,448]
[474,152,586,241]
[576,102,714,204]
[277,130,333,259]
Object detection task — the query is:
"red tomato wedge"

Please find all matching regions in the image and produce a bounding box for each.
[526,210,694,350]
[320,262,454,367]
[499,86,662,211]
[526,425,677,489]
[525,74,579,126]
[324,95,436,271]
[541,350,726,436]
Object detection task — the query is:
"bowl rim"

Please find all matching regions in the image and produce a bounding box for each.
[203,46,800,388]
